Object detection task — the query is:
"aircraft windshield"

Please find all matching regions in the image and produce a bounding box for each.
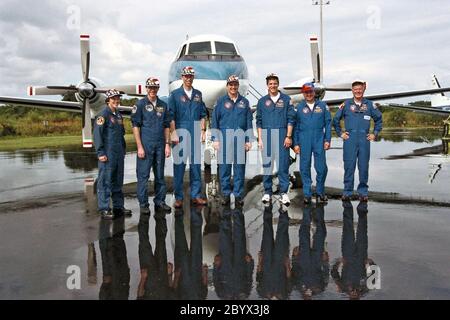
[188,42,212,55]
[215,41,237,55]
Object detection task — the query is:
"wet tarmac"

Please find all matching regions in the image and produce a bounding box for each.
[0,129,449,300]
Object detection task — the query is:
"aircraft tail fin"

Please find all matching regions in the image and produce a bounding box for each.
[431,75,450,108]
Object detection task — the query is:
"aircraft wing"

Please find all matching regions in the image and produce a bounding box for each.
[0,96,82,113]
[383,104,450,115]
[323,87,450,107]
[118,105,133,117]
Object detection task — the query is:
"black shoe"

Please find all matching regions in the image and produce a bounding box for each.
[99,209,114,220]
[304,197,312,205]
[140,207,151,215]
[221,196,231,206]
[235,197,244,206]
[123,208,132,216]
[113,208,132,217]
[317,195,328,203]
[155,203,172,213]
[174,208,184,217]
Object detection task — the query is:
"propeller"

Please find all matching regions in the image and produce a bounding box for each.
[310,37,321,83]
[27,34,142,148]
[282,36,353,100]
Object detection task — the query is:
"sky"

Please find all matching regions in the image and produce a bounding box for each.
[1,0,450,104]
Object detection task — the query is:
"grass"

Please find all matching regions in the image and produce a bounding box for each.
[0,134,137,151]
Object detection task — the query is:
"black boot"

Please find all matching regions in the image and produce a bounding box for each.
[99,209,114,220]
[155,203,172,213]
[221,196,231,206]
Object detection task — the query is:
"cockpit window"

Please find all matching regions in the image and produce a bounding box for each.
[215,42,237,55]
[188,42,212,55]
[179,44,187,58]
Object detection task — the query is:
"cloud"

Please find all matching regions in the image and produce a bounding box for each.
[1,0,450,104]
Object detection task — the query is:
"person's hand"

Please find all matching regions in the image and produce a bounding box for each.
[201,130,206,143]
[165,144,171,158]
[171,131,179,145]
[213,141,220,151]
[98,155,108,162]
[245,142,252,152]
[324,141,331,150]
[293,146,301,154]
[284,137,292,148]
[258,139,264,150]
[137,146,145,159]
[367,133,376,141]
[341,132,350,140]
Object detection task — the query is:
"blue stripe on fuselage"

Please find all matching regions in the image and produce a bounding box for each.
[169,58,248,83]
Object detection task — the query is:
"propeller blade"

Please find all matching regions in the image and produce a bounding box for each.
[27,86,77,96]
[82,99,93,148]
[95,85,144,95]
[310,37,321,83]
[325,83,353,92]
[80,34,90,82]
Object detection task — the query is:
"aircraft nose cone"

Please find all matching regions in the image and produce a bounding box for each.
[79,82,95,99]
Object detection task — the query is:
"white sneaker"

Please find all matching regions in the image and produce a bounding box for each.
[281,193,290,206]
[262,194,271,204]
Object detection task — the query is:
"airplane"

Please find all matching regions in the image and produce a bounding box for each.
[0,34,250,148]
[1,33,450,149]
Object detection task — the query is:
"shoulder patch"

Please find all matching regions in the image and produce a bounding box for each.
[131,105,137,114]
[96,116,105,126]
[339,103,345,110]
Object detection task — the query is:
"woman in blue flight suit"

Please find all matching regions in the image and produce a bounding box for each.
[93,89,131,220]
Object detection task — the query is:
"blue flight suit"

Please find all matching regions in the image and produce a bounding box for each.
[333,98,382,197]
[131,96,171,208]
[211,94,254,198]
[256,93,296,195]
[94,107,126,211]
[294,100,332,198]
[169,86,207,201]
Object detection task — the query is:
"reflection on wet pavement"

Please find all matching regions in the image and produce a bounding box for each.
[2,192,450,300]
[1,129,450,300]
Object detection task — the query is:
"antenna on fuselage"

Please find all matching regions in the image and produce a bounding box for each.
[186,34,189,40]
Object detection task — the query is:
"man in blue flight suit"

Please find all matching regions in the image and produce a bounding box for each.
[169,66,208,209]
[132,77,172,214]
[293,82,332,204]
[94,89,132,220]
[256,73,296,206]
[333,80,383,202]
[211,75,254,206]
